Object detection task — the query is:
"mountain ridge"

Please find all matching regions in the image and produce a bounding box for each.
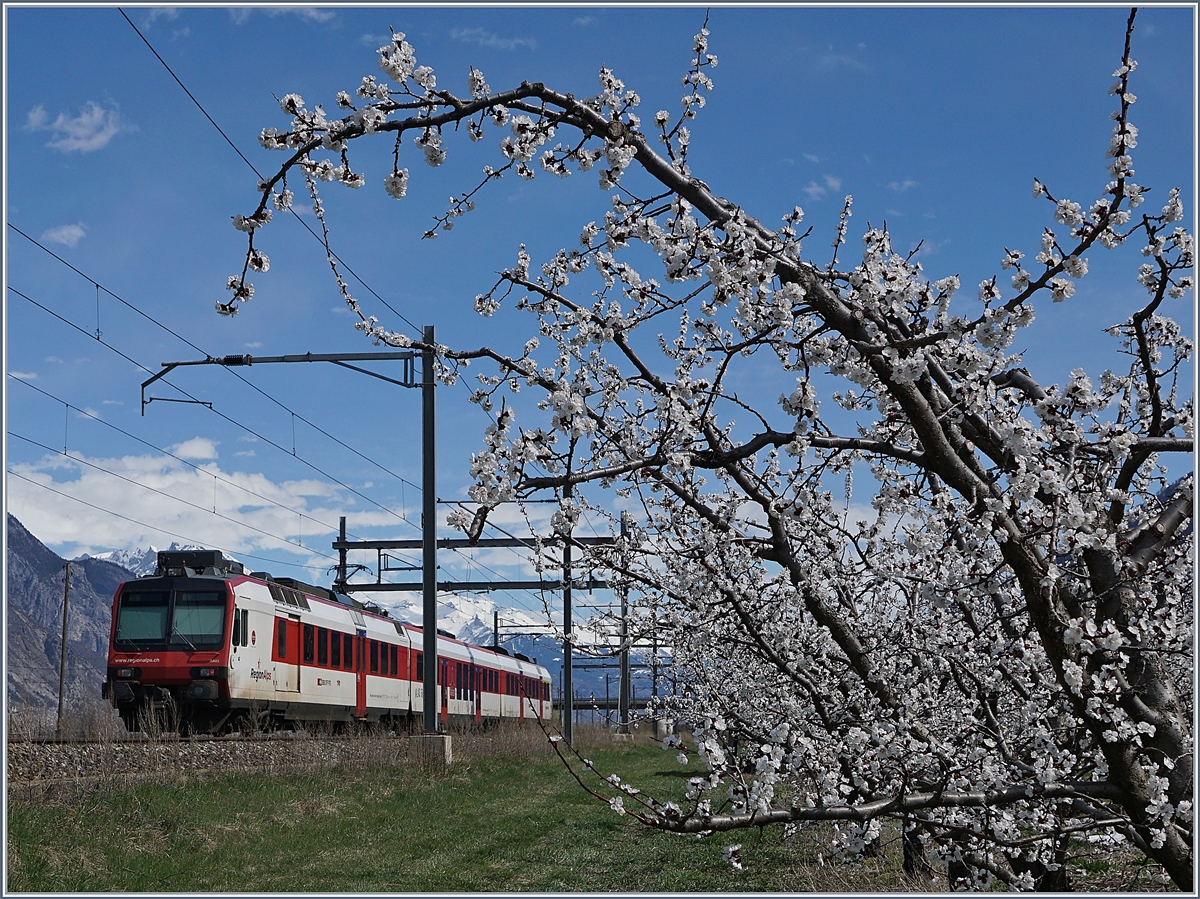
[7,514,133,711]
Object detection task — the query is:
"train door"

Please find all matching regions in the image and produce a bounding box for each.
[275,614,301,693]
[355,631,367,718]
[440,659,449,722]
[474,667,482,724]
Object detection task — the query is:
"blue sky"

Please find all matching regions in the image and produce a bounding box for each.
[4,5,1195,617]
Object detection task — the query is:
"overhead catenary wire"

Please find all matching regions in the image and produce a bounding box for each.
[9,375,383,547]
[9,247,517,595]
[8,284,416,534]
[7,224,424,503]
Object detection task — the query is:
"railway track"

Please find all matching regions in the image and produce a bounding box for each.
[8,731,331,746]
[7,732,400,788]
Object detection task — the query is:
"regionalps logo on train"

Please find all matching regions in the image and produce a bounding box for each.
[103,549,553,735]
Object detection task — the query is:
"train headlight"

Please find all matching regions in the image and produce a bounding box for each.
[110,667,142,679]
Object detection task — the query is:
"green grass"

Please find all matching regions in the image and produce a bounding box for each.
[5,729,914,892]
[8,727,1165,892]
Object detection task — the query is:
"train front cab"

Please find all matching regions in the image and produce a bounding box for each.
[104,574,236,734]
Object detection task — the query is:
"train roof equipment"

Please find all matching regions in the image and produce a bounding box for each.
[155,550,244,578]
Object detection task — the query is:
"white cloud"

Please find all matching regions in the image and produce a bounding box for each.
[44,356,64,364]
[232,7,336,25]
[143,7,179,28]
[803,153,820,163]
[817,49,869,72]
[171,437,219,460]
[10,371,37,380]
[360,32,388,48]
[6,449,394,570]
[574,16,597,26]
[40,222,87,248]
[102,399,123,405]
[244,341,263,349]
[25,102,128,152]
[450,27,536,51]
[889,179,919,192]
[803,174,843,200]
[273,7,336,23]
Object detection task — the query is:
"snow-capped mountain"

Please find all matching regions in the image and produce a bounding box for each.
[375,590,619,649]
[382,592,552,646]
[74,541,209,577]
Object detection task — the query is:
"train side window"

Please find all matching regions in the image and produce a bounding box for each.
[344,633,354,670]
[370,640,379,674]
[391,645,398,678]
[276,619,287,658]
[240,610,249,646]
[317,627,328,666]
[303,624,315,663]
[380,642,389,677]
[416,652,423,680]
[331,631,341,668]
[232,607,241,647]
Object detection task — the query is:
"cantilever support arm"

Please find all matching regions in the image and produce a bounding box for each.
[139,349,421,415]
[141,362,182,416]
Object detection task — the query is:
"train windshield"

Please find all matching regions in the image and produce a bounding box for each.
[114,588,228,652]
[114,591,170,649]
[169,591,226,650]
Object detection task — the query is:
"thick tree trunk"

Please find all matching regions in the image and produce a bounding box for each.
[902,822,934,884]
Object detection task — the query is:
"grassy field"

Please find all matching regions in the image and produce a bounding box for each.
[5,725,1172,892]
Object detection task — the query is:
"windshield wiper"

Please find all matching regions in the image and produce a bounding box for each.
[171,625,197,652]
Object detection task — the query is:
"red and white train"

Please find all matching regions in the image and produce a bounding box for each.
[103,550,552,734]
